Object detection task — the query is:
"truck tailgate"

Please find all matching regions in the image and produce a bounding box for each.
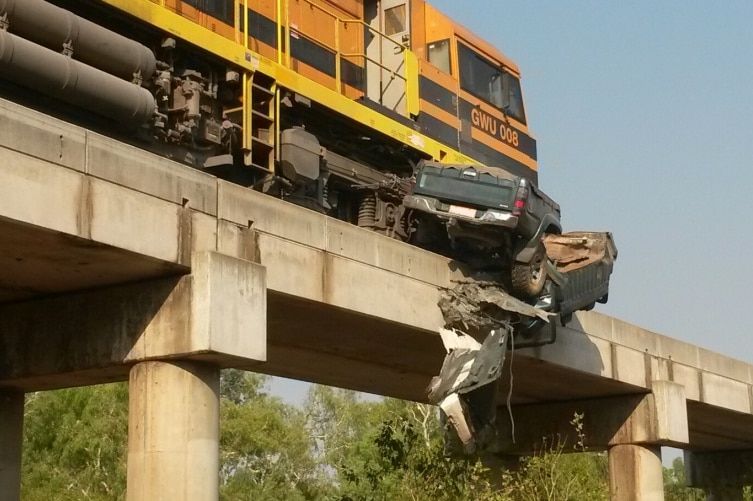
[544,232,618,315]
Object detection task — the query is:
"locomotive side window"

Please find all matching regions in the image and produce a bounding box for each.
[384,5,407,36]
[457,42,526,124]
[183,0,234,26]
[427,39,451,75]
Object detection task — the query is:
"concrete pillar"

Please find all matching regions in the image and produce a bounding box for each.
[0,391,24,501]
[492,384,687,500]
[608,444,664,501]
[127,361,220,501]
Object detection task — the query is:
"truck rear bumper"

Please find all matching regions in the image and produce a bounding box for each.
[404,194,519,229]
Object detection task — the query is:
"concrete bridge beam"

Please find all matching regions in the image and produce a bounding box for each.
[127,361,220,501]
[0,390,23,501]
[493,381,687,500]
[0,251,267,391]
[494,381,688,454]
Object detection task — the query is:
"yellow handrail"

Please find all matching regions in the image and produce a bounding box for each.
[243,0,249,49]
[283,0,407,63]
[272,0,414,113]
[276,0,283,64]
[334,20,341,92]
[294,0,405,51]
[233,0,239,43]
[242,73,252,150]
[284,0,291,66]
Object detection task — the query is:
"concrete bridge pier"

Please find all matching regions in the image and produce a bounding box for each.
[122,251,266,500]
[0,251,266,500]
[608,444,663,500]
[685,450,753,501]
[494,380,688,500]
[127,361,220,501]
[0,390,24,501]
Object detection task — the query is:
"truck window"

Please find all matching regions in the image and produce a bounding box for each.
[182,0,234,25]
[427,39,451,74]
[457,42,526,124]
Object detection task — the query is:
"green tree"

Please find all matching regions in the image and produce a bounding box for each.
[25,378,680,501]
[663,457,704,501]
[21,372,332,501]
[22,383,129,501]
[306,388,511,500]
[305,385,390,466]
[220,370,331,500]
[499,413,609,501]
[501,442,608,501]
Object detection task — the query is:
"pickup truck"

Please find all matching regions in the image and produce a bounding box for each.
[404,160,562,298]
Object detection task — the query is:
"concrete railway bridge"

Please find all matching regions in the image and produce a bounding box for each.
[1,98,752,500]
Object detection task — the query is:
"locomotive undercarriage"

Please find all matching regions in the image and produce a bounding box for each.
[275,97,421,240]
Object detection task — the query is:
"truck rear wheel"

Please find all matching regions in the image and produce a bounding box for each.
[510,242,547,298]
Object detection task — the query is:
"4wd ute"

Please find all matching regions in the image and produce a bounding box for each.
[404,161,562,298]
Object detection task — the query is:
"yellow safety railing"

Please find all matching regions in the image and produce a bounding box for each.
[268,0,417,114]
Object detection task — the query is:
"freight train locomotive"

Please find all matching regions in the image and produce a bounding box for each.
[0,0,537,243]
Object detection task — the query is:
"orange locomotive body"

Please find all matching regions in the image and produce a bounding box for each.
[160,0,537,178]
[0,0,537,238]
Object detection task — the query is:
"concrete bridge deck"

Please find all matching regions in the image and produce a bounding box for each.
[1,98,751,499]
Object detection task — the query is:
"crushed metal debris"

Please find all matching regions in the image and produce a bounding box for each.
[438,281,550,337]
[429,232,617,455]
[429,281,552,454]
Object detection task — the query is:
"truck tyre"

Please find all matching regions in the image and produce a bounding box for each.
[510,242,547,298]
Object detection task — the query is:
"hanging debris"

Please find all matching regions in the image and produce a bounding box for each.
[429,281,553,454]
[427,327,510,454]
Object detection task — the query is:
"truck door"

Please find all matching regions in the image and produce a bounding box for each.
[365,0,409,115]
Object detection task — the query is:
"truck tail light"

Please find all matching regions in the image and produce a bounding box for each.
[512,185,529,216]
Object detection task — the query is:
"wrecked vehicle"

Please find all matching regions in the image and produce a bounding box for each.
[405,160,562,298]
[404,159,617,326]
[427,232,617,454]
[399,152,618,455]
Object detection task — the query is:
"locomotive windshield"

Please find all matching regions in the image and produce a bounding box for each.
[457,42,526,124]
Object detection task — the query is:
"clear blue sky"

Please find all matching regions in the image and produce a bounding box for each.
[271,1,753,403]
